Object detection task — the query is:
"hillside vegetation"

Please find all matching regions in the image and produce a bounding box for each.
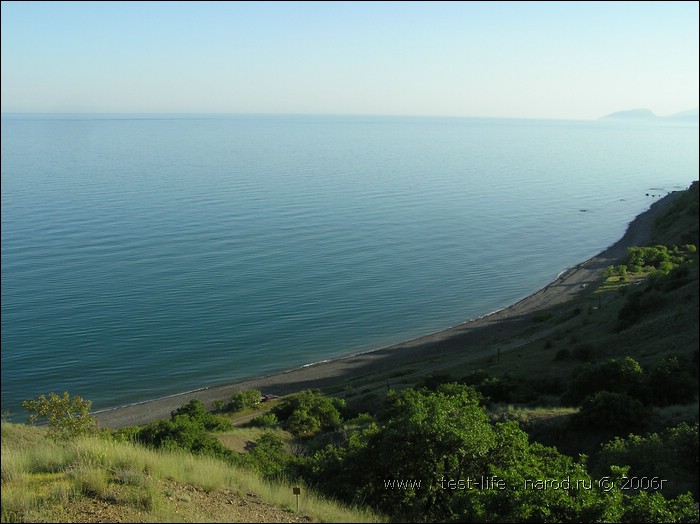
[0,421,381,523]
[3,182,698,523]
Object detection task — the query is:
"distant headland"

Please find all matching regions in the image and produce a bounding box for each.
[600,107,699,122]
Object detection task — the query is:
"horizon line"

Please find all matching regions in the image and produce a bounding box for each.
[0,111,609,122]
[2,109,697,122]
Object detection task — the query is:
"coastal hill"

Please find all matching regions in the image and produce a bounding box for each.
[601,107,699,122]
[601,108,657,120]
[667,108,700,121]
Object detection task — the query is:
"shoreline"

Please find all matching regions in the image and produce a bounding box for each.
[94,192,681,429]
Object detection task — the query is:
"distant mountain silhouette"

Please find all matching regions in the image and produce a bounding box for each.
[601,108,658,120]
[665,108,699,121]
[600,108,698,122]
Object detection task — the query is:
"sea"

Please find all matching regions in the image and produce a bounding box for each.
[1,114,697,418]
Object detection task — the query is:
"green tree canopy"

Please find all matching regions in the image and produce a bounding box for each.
[22,391,98,441]
[272,389,345,436]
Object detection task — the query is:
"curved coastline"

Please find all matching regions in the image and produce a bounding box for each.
[94,193,681,429]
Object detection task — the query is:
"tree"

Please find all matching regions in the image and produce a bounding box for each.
[647,355,698,406]
[343,384,496,521]
[562,357,645,405]
[272,389,345,436]
[22,391,98,441]
[592,423,699,498]
[287,409,322,436]
[466,421,614,523]
[228,389,262,412]
[620,491,699,523]
[136,399,233,458]
[306,385,699,522]
[570,391,650,436]
[170,399,232,431]
[617,264,628,281]
[243,432,294,478]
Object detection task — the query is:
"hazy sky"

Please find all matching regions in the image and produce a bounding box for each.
[1,1,698,119]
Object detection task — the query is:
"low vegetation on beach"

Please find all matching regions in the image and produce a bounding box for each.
[3,182,698,523]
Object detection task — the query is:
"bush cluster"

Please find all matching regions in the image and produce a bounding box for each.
[562,354,698,408]
[271,390,345,437]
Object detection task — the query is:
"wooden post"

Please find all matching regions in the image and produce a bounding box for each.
[293,486,301,511]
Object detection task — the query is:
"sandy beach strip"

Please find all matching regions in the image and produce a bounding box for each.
[94,193,681,429]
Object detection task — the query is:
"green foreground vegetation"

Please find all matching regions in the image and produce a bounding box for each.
[3,182,698,523]
[1,421,380,523]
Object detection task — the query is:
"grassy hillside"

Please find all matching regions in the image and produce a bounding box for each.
[0,422,382,523]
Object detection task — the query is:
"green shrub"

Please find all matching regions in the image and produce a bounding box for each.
[592,422,699,498]
[248,412,278,427]
[242,432,292,478]
[22,392,98,441]
[620,491,699,523]
[573,343,596,361]
[562,357,644,406]
[570,391,650,435]
[533,311,554,323]
[461,369,489,386]
[171,399,232,431]
[272,390,345,436]
[647,355,699,406]
[136,400,234,460]
[416,373,453,390]
[287,409,321,437]
[228,389,262,412]
[554,348,570,361]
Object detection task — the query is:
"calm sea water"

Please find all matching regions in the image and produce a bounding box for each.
[1,114,697,417]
